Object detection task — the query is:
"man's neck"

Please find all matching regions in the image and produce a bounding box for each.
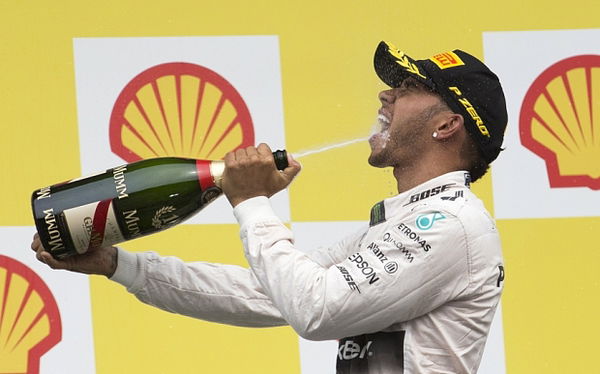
[392,158,460,194]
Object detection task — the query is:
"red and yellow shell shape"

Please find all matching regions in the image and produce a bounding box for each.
[110,63,255,162]
[0,255,61,374]
[520,55,600,190]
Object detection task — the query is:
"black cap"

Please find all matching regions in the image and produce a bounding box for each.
[374,41,508,163]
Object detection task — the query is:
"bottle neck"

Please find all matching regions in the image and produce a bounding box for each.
[195,150,286,190]
[209,161,225,188]
[195,160,225,189]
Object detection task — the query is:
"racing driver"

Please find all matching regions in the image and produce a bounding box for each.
[32,41,508,373]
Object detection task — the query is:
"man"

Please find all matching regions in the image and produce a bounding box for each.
[32,41,507,373]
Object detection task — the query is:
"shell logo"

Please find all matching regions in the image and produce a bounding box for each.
[0,255,61,374]
[520,55,600,190]
[110,62,255,162]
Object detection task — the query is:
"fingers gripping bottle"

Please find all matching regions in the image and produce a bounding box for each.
[31,150,288,259]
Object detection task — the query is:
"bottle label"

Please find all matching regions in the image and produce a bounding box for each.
[63,199,126,254]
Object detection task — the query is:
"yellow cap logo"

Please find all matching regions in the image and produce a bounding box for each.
[0,255,61,374]
[520,55,600,190]
[110,63,255,162]
[384,41,426,79]
[430,52,465,69]
[448,86,490,138]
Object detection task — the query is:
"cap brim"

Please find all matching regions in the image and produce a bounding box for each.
[374,41,433,89]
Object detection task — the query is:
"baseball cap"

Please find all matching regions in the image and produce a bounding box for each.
[373,41,508,163]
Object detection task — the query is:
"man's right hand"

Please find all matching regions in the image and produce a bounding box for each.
[30,233,118,278]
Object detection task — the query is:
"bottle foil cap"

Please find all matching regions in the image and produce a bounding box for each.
[273,150,289,170]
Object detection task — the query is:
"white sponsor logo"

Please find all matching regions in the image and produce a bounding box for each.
[36,186,51,200]
[112,165,129,199]
[338,340,373,360]
[43,208,65,251]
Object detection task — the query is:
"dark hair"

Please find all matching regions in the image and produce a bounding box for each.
[466,144,490,183]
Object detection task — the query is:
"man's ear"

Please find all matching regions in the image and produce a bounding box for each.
[433,113,464,140]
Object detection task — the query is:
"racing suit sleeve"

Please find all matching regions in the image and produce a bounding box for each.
[110,249,287,327]
[234,196,471,341]
[305,226,368,268]
[108,225,365,327]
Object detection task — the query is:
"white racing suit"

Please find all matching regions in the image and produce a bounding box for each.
[111,171,504,373]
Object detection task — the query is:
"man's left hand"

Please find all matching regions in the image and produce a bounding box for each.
[222,143,301,207]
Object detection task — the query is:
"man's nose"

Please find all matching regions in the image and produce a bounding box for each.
[378,89,395,105]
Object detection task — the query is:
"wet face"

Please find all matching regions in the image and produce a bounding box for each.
[368,79,445,168]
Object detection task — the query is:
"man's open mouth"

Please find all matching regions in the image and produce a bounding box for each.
[377,113,391,133]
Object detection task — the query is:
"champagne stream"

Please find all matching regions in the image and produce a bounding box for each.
[292,137,369,159]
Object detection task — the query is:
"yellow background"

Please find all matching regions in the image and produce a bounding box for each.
[0,1,599,373]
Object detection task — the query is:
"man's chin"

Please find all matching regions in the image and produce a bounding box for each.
[368,152,387,168]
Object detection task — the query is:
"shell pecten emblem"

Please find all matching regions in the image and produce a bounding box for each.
[0,255,61,374]
[110,62,255,162]
[520,55,600,190]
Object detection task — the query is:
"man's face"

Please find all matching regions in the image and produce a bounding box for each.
[368,80,444,168]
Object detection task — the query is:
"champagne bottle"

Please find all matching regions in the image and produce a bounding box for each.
[31,150,289,259]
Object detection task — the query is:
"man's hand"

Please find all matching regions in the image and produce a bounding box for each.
[222,143,301,207]
[31,233,118,277]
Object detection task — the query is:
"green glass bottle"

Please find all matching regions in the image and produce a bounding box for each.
[32,150,288,259]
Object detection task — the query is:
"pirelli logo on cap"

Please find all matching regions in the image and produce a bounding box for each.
[430,52,465,69]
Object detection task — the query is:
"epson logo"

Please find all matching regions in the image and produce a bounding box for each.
[348,253,380,285]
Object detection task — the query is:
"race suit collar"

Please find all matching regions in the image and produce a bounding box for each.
[392,170,471,208]
[369,171,471,226]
